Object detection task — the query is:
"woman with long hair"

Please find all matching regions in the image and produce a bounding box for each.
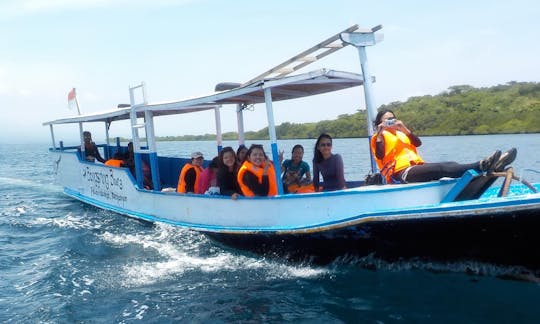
[217,146,241,199]
[312,133,346,192]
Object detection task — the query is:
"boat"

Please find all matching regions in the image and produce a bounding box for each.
[44,25,540,268]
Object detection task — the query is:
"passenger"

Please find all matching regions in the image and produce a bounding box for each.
[236,144,248,165]
[371,109,516,183]
[217,146,241,199]
[281,144,313,193]
[313,133,346,192]
[177,151,204,193]
[237,144,278,197]
[123,142,153,190]
[80,131,105,163]
[198,156,219,194]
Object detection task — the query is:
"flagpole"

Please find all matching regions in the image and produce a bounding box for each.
[68,88,84,154]
[69,88,82,116]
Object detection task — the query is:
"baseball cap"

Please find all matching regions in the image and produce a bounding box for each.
[191,151,204,159]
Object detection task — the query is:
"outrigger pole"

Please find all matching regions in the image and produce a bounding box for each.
[340,25,384,173]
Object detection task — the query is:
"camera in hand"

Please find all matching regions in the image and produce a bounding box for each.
[384,118,396,126]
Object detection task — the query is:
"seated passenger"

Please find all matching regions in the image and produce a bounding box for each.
[123,142,153,190]
[280,144,312,193]
[237,144,277,197]
[236,144,248,166]
[217,146,241,199]
[79,131,105,163]
[198,156,219,194]
[177,151,204,193]
[313,133,346,192]
[371,109,516,183]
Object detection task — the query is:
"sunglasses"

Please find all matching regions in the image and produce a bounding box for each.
[319,142,332,147]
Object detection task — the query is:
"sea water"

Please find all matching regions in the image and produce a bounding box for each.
[1,134,540,323]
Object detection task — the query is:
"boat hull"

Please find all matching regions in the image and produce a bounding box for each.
[205,204,540,268]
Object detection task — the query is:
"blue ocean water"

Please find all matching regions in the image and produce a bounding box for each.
[2,135,540,323]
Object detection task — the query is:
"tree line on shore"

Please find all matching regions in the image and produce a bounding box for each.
[122,81,540,141]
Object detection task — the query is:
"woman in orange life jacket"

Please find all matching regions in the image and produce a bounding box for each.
[237,144,278,197]
[177,151,204,193]
[370,109,515,184]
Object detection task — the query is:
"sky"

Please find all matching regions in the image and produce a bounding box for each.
[1,0,539,144]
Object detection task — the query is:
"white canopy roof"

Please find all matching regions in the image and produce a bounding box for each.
[43,69,364,126]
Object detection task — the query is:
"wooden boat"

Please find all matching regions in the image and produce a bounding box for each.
[44,25,540,268]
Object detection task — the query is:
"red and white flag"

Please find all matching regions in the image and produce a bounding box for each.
[67,88,81,114]
[67,88,76,103]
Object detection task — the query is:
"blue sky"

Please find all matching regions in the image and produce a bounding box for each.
[1,0,539,144]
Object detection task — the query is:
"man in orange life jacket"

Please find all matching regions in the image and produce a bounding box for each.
[177,151,204,193]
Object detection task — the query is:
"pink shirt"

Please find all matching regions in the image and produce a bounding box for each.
[198,167,217,194]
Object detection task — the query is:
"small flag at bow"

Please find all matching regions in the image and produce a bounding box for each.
[67,88,81,115]
[68,88,76,102]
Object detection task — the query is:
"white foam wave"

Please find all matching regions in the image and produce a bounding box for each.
[98,224,328,287]
[33,212,100,230]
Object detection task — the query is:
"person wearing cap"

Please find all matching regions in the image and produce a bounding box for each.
[177,151,204,193]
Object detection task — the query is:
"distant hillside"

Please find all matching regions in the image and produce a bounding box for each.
[151,81,540,141]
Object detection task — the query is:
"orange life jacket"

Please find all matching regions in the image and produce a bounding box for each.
[177,163,202,193]
[237,160,278,197]
[104,159,123,167]
[370,130,424,183]
[287,182,315,194]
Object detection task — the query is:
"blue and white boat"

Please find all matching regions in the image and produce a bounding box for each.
[44,25,540,267]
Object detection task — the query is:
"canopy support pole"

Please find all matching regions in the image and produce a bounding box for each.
[215,106,223,153]
[236,104,245,145]
[263,87,284,195]
[340,25,383,173]
[145,110,161,190]
[104,122,110,160]
[49,125,56,150]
